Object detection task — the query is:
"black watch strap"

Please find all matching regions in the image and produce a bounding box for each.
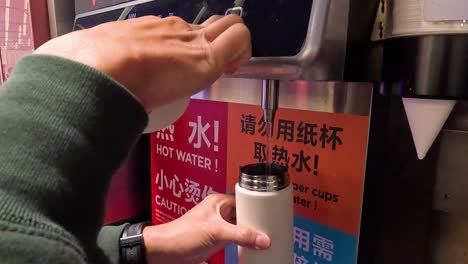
[120,222,151,264]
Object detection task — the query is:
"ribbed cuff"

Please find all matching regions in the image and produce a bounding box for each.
[98,224,130,264]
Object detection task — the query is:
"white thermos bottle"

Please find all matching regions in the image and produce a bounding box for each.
[235,163,294,264]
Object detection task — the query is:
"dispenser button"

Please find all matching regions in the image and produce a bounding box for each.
[225,7,243,17]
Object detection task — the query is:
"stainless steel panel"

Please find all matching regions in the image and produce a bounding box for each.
[433,129,468,216]
[193,78,373,116]
[73,0,349,81]
[372,0,468,41]
[424,0,468,22]
[47,0,75,38]
[233,0,349,81]
[445,101,468,131]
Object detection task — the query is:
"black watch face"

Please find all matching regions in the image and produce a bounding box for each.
[74,0,313,57]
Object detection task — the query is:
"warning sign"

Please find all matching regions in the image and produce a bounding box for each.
[227,103,369,236]
[151,99,370,264]
[151,100,228,223]
[151,99,229,264]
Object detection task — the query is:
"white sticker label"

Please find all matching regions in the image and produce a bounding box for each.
[424,0,468,21]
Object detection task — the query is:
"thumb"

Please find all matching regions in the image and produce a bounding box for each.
[218,223,271,250]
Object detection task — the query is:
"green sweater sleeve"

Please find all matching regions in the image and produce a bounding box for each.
[97,224,130,264]
[0,55,148,263]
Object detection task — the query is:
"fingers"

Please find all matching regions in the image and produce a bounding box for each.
[215,195,237,223]
[130,15,162,25]
[190,24,204,30]
[137,15,203,31]
[163,16,194,31]
[201,15,223,26]
[198,194,271,250]
[216,223,271,250]
[210,22,251,69]
[203,14,244,41]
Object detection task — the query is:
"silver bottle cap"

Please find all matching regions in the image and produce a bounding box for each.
[239,163,290,192]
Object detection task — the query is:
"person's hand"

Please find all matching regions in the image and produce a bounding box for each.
[143,194,271,264]
[34,15,251,112]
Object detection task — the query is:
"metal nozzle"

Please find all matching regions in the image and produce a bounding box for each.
[262,80,280,123]
[239,163,290,192]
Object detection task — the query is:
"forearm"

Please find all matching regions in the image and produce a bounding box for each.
[0,55,147,260]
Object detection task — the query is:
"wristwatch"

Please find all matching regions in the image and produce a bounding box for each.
[120,222,152,264]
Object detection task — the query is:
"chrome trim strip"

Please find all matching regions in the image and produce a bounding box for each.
[192,78,373,116]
